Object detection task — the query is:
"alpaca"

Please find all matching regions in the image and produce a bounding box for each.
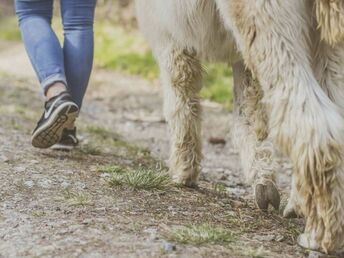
[134,0,344,253]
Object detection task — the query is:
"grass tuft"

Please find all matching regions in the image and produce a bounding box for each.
[102,166,172,190]
[164,224,234,246]
[63,190,91,206]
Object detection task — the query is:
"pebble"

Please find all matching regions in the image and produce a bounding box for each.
[61,181,71,189]
[162,241,176,252]
[275,235,284,242]
[82,219,93,225]
[24,181,35,188]
[14,166,26,173]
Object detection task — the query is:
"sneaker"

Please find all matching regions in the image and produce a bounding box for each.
[51,127,79,151]
[31,91,79,148]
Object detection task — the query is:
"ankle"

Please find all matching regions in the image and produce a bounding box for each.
[46,82,67,101]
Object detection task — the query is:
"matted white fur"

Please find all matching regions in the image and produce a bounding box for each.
[135,0,344,253]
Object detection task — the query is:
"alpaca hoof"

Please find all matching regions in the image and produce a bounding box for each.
[255,179,280,210]
[283,199,298,218]
[173,175,198,188]
[297,233,320,251]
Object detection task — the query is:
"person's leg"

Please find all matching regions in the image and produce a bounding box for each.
[61,0,96,108]
[15,0,79,149]
[15,0,68,99]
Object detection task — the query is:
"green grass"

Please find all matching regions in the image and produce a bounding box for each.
[99,165,172,191]
[0,17,233,109]
[0,17,21,41]
[63,190,91,206]
[94,22,159,80]
[94,21,233,109]
[164,224,234,246]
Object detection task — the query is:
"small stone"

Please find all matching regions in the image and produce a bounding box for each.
[24,181,35,188]
[275,235,284,242]
[162,241,176,252]
[14,166,26,173]
[61,181,70,189]
[82,219,93,225]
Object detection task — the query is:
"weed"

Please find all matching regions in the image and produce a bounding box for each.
[63,190,91,206]
[108,167,172,190]
[164,224,234,246]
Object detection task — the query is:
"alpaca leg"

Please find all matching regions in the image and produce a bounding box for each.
[156,47,203,187]
[216,0,344,252]
[285,34,344,220]
[232,61,280,210]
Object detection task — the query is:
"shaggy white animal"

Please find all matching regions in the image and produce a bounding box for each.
[135,0,344,253]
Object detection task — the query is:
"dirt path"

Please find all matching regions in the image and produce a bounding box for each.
[0,41,316,258]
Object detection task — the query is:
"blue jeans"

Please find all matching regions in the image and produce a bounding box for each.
[15,0,97,107]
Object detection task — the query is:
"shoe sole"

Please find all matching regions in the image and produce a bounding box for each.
[31,102,79,149]
[50,143,76,151]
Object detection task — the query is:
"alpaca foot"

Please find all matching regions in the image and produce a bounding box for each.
[172,172,198,188]
[255,179,280,210]
[297,233,320,251]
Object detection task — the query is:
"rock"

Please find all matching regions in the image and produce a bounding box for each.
[275,235,285,242]
[14,166,26,173]
[24,181,35,188]
[82,219,93,225]
[61,181,70,189]
[162,241,176,252]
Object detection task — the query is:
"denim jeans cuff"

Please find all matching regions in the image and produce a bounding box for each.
[42,74,68,95]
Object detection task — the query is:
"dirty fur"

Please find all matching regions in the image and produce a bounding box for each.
[315,0,344,46]
[135,0,344,253]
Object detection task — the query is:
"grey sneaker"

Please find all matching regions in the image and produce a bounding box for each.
[51,127,79,151]
[31,92,79,148]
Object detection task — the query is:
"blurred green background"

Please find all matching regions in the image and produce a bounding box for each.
[0,0,233,109]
